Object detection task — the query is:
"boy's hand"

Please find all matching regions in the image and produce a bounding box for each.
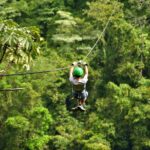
[83,62,88,66]
[71,61,77,66]
[71,61,88,66]
[78,60,87,65]
[77,60,83,66]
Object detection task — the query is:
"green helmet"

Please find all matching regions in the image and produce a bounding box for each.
[73,67,84,77]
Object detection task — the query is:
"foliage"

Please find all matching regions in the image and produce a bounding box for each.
[0,0,150,150]
[0,20,42,69]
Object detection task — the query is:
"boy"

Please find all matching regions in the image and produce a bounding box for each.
[69,61,88,111]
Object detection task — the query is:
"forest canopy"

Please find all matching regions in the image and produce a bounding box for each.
[0,0,150,150]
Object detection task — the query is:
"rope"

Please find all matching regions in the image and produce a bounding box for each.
[0,88,24,91]
[0,66,70,77]
[83,8,116,61]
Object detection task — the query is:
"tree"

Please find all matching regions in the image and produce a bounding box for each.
[0,20,42,69]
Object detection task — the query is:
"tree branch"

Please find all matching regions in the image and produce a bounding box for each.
[0,44,8,63]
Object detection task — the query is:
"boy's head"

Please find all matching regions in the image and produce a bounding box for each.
[73,67,84,78]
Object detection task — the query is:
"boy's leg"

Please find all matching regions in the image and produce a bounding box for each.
[79,99,85,105]
[80,91,88,105]
[72,92,80,110]
[72,91,88,111]
[78,91,88,111]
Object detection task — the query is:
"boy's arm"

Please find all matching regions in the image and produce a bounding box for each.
[83,61,88,77]
[84,65,88,77]
[69,66,74,78]
[69,62,77,78]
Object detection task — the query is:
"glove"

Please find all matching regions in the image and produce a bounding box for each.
[77,60,83,65]
[71,61,77,66]
[77,60,88,66]
[83,61,88,66]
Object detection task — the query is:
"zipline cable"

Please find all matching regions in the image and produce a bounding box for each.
[0,6,116,77]
[0,88,24,91]
[0,66,70,77]
[83,8,116,61]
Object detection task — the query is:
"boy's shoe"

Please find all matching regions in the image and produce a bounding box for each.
[72,106,79,110]
[78,105,86,111]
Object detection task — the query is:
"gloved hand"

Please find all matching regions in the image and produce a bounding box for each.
[77,60,83,65]
[77,60,88,66]
[83,61,88,66]
[71,61,77,66]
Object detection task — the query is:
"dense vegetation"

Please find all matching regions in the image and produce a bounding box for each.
[0,0,150,149]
